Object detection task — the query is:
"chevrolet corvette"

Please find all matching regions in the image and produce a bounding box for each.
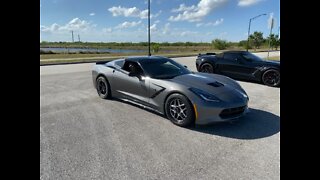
[196,51,280,87]
[92,56,249,127]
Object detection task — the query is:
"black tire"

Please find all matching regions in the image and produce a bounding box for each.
[262,69,280,87]
[165,93,195,127]
[200,63,214,73]
[96,76,112,99]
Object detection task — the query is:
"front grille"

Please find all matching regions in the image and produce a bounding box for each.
[219,106,246,119]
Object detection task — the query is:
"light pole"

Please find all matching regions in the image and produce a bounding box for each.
[148,0,151,56]
[246,13,266,51]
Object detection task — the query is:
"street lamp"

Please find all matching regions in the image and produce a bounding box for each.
[246,13,267,51]
[148,0,151,56]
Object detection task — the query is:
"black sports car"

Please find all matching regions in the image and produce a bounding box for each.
[196,51,280,87]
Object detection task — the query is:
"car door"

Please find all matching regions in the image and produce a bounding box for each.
[237,55,263,80]
[112,61,150,105]
[218,53,251,79]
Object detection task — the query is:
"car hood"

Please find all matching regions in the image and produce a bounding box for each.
[168,73,244,96]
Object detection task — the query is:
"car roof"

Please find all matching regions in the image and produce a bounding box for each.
[222,50,247,54]
[125,56,169,63]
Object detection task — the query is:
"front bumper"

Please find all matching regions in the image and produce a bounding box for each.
[193,97,249,125]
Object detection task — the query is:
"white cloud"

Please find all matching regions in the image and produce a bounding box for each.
[171,4,196,12]
[115,21,142,29]
[238,0,262,7]
[40,23,60,32]
[108,6,141,17]
[103,28,112,33]
[180,31,199,36]
[162,23,170,34]
[196,18,224,27]
[196,23,203,27]
[154,20,160,24]
[40,18,94,33]
[169,0,227,22]
[89,13,95,16]
[108,6,161,19]
[150,24,157,32]
[212,18,224,26]
[153,10,162,18]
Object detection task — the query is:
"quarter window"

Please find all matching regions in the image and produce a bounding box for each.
[224,53,239,61]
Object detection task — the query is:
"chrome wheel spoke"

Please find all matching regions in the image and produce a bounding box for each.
[169,98,188,123]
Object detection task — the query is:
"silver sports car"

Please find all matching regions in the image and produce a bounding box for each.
[92,56,249,127]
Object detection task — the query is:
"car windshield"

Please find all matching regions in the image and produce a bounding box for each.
[140,58,191,79]
[241,52,264,61]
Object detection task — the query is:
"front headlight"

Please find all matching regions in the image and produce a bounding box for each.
[189,88,220,102]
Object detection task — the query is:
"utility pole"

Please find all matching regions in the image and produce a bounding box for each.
[71,30,74,43]
[78,34,80,42]
[148,0,151,56]
[267,18,274,59]
[246,13,266,51]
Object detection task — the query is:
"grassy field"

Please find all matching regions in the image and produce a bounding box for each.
[40,42,279,65]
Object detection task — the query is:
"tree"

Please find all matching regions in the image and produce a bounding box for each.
[249,31,264,50]
[152,43,160,53]
[267,34,280,50]
[238,40,252,50]
[212,39,229,50]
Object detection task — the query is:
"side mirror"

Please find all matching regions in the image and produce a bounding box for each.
[129,72,143,81]
[184,65,188,68]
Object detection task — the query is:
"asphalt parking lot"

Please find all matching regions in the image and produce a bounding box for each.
[40,52,280,179]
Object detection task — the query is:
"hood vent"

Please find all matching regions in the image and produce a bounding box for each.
[207,81,224,87]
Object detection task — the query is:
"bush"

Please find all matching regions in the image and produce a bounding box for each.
[152,43,160,53]
[40,50,55,54]
[212,39,229,50]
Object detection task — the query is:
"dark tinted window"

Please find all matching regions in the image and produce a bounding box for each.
[122,61,143,75]
[241,52,264,61]
[223,53,239,60]
[114,60,124,67]
[140,58,191,79]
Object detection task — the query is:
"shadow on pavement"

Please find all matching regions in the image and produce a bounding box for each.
[107,98,279,139]
[188,108,280,139]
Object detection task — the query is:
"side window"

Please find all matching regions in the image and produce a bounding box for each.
[224,53,238,61]
[114,60,124,68]
[122,61,144,75]
[122,61,132,72]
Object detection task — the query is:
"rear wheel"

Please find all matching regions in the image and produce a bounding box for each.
[165,93,194,127]
[262,69,280,87]
[200,63,214,73]
[96,76,112,99]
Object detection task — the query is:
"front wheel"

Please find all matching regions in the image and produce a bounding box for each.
[165,93,195,127]
[262,69,280,87]
[96,76,112,99]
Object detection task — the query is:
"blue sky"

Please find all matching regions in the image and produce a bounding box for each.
[40,0,280,42]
